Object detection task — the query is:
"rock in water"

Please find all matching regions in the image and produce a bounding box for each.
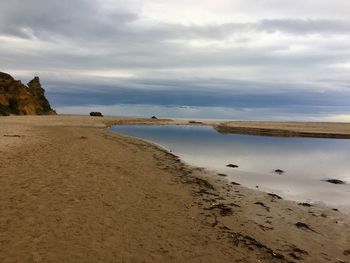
[0,72,56,116]
[274,169,284,174]
[323,179,346,185]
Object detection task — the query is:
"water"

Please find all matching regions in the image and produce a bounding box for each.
[110,125,350,211]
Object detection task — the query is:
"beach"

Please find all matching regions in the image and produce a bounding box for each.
[1,115,349,263]
[215,121,350,139]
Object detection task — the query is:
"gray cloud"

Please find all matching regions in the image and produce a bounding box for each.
[1,0,350,120]
[0,0,138,39]
[257,19,350,35]
[1,0,349,43]
[47,81,350,109]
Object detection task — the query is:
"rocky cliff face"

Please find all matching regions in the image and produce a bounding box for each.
[0,72,56,116]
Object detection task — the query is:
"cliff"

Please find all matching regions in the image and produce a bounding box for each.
[0,72,56,116]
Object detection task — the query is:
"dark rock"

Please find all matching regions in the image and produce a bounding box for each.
[226,164,239,168]
[323,179,346,185]
[231,181,241,185]
[90,112,103,117]
[188,120,203,124]
[217,173,227,177]
[151,116,158,119]
[298,202,312,207]
[274,169,284,174]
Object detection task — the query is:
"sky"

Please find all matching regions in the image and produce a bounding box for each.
[1,0,350,120]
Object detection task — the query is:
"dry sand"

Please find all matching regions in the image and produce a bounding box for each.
[0,115,349,263]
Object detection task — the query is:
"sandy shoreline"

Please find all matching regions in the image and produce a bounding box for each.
[215,121,350,139]
[1,116,350,262]
[108,117,350,138]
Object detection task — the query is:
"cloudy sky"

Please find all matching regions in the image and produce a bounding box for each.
[1,0,350,120]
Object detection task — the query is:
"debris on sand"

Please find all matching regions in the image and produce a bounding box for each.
[182,176,215,190]
[229,233,288,261]
[226,164,239,168]
[3,134,21,137]
[268,193,282,200]
[295,222,315,232]
[288,245,309,260]
[205,203,233,216]
[298,202,312,207]
[254,201,270,212]
[217,173,227,177]
[196,189,219,197]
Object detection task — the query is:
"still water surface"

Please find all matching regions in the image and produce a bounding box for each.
[111,125,350,211]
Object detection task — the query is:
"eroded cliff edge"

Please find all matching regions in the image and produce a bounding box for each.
[0,72,56,116]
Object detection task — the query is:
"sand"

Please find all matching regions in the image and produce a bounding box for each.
[0,115,349,263]
[215,121,350,138]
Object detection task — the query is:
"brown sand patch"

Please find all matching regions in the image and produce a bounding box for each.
[0,116,349,262]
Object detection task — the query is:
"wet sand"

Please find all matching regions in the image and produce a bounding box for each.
[215,121,350,138]
[0,115,349,262]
